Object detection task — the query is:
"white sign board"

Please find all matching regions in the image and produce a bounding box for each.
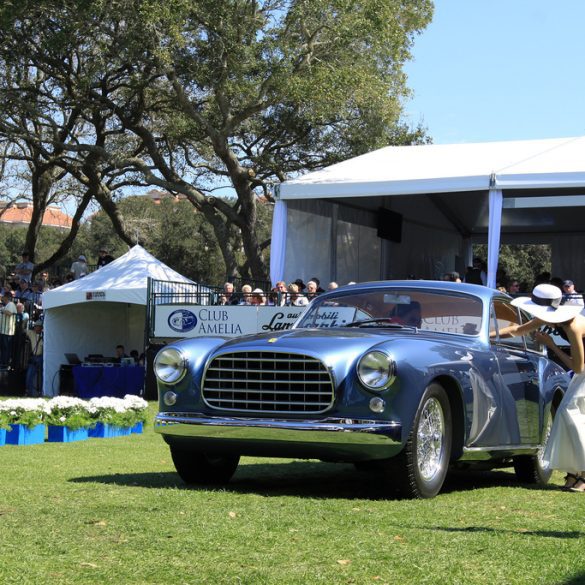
[153,305,306,338]
[312,307,357,328]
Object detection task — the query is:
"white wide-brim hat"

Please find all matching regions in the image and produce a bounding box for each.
[511,283,583,324]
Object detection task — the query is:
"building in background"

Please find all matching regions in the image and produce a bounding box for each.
[0,201,73,231]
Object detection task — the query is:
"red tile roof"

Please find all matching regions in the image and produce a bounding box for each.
[0,202,73,230]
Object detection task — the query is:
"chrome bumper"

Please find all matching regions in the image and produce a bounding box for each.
[155,412,403,460]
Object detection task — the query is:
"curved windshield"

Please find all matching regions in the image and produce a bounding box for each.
[296,288,483,335]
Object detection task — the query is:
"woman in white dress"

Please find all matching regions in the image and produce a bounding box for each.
[497,283,585,492]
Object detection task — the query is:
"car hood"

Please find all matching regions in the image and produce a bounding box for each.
[214,327,433,368]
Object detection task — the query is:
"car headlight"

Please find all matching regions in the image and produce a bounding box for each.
[357,351,396,391]
[154,348,187,384]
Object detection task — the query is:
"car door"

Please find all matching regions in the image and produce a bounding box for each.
[490,299,540,445]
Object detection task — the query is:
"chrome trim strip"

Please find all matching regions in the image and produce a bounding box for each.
[461,444,539,461]
[155,412,402,446]
[207,377,327,384]
[464,444,540,452]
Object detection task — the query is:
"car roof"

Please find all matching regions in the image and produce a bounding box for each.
[327,280,504,301]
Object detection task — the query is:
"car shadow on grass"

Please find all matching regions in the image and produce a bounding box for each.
[69,459,564,501]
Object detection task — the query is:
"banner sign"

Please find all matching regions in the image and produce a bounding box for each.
[312,307,356,328]
[153,305,306,339]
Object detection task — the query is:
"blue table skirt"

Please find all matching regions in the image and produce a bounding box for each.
[72,365,145,399]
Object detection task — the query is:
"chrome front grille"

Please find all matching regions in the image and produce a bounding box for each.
[202,351,334,413]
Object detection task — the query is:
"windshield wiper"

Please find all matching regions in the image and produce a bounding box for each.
[346,318,409,328]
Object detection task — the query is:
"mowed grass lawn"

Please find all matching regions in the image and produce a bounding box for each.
[1,403,584,585]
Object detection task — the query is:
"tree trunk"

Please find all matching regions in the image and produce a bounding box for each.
[33,189,94,273]
[24,165,59,262]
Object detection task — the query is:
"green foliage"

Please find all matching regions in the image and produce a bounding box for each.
[83,195,230,284]
[0,195,271,286]
[0,224,87,280]
[0,0,433,280]
[475,244,551,290]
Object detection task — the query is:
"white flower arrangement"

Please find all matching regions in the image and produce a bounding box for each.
[0,395,149,431]
[0,398,50,429]
[45,396,96,430]
[88,395,149,428]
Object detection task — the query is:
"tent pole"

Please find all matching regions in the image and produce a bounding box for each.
[487,173,503,289]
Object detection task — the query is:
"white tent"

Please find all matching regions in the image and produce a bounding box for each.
[271,136,585,288]
[42,245,195,396]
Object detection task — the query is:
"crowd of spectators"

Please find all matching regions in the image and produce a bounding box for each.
[439,256,585,306]
[0,248,116,375]
[217,276,338,308]
[217,263,585,310]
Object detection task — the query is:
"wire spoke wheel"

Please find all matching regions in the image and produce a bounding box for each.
[416,396,445,482]
[382,383,452,499]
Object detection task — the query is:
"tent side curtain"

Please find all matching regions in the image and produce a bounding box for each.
[270,199,287,286]
[283,199,383,285]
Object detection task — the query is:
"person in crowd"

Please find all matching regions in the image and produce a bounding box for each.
[250,288,267,306]
[288,283,308,306]
[327,282,339,290]
[310,277,325,294]
[506,279,521,295]
[293,278,306,293]
[562,280,584,306]
[14,278,32,300]
[0,292,17,368]
[273,281,288,306]
[37,270,51,290]
[114,344,128,363]
[464,257,486,285]
[550,276,564,291]
[14,251,34,283]
[25,320,43,397]
[442,271,461,283]
[266,288,278,306]
[12,300,30,371]
[496,285,508,294]
[219,282,239,306]
[70,254,88,280]
[29,281,44,320]
[305,280,319,300]
[97,248,114,268]
[0,281,13,297]
[534,271,552,287]
[15,301,29,327]
[495,283,585,491]
[238,284,253,305]
[130,349,145,366]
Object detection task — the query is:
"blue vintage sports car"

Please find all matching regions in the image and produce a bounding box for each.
[154,280,569,498]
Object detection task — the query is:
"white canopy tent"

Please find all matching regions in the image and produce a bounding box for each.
[271,136,585,289]
[42,245,195,396]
